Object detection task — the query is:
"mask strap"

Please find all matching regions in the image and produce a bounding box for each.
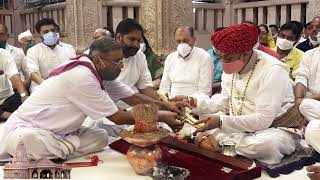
[97,56,107,68]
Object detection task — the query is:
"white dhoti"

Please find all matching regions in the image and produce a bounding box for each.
[305,120,320,153]
[208,128,296,164]
[4,126,108,160]
[299,99,320,121]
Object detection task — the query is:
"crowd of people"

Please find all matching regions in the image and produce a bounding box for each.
[0,15,319,179]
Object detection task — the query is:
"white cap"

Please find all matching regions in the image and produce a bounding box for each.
[18,30,33,43]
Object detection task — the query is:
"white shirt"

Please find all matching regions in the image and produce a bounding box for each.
[26,42,76,79]
[5,56,118,138]
[103,78,135,102]
[0,49,19,104]
[6,44,27,80]
[193,50,294,134]
[118,50,153,92]
[295,47,320,96]
[160,47,213,98]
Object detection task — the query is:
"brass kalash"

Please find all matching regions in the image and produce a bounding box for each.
[119,103,169,175]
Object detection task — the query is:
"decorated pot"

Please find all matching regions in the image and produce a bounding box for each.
[127,145,162,175]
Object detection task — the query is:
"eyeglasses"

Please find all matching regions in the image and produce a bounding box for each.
[98,56,122,67]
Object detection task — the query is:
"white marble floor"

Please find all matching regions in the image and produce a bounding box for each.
[0,122,311,180]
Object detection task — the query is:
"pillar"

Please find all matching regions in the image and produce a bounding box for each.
[65,0,103,52]
[140,0,193,56]
[308,0,320,21]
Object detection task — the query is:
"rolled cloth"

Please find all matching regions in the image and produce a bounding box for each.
[211,23,258,54]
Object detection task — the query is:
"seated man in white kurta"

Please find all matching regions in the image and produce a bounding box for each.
[26,18,76,93]
[159,26,213,98]
[294,17,320,154]
[0,37,184,161]
[173,23,297,164]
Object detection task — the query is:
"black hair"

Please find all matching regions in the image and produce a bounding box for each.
[115,18,144,36]
[305,22,311,29]
[174,26,195,37]
[103,26,115,38]
[54,23,60,32]
[35,18,57,33]
[269,24,278,31]
[290,21,304,36]
[89,36,122,55]
[258,24,269,34]
[279,21,301,41]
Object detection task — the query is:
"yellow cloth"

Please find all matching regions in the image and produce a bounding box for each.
[281,48,304,80]
[267,26,277,51]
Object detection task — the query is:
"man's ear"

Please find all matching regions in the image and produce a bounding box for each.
[115,33,121,42]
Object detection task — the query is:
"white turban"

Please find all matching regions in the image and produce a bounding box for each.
[18,30,33,43]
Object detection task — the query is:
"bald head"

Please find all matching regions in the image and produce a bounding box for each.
[0,24,8,43]
[94,28,111,40]
[174,26,196,47]
[309,16,320,41]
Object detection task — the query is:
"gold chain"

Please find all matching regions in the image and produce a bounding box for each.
[229,59,259,116]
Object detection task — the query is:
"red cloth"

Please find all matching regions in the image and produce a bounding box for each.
[48,54,104,90]
[211,23,258,54]
[258,44,280,59]
[109,139,261,180]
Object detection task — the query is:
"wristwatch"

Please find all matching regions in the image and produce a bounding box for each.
[20,92,28,98]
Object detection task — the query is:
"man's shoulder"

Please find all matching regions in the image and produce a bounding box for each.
[193,47,211,58]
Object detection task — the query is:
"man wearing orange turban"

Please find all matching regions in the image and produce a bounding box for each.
[172,23,299,164]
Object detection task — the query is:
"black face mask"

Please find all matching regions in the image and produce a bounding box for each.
[122,44,139,58]
[97,56,121,81]
[99,67,121,81]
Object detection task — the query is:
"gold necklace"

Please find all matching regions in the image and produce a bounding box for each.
[229,59,259,116]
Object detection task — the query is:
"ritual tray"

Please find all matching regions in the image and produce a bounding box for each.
[109,136,261,180]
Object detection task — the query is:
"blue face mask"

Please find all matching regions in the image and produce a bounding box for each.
[317,32,320,44]
[42,32,58,46]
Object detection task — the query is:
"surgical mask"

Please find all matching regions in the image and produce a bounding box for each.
[57,32,60,40]
[139,43,146,52]
[317,32,320,44]
[122,44,139,58]
[221,56,245,74]
[42,31,58,46]
[26,41,36,50]
[98,57,121,81]
[0,41,6,49]
[177,43,192,58]
[276,37,295,50]
[309,36,319,46]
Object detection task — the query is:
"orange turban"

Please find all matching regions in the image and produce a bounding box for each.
[211,23,258,54]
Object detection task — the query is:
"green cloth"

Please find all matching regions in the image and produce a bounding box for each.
[145,50,163,80]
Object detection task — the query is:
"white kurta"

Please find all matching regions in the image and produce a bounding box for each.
[295,47,320,153]
[26,42,76,92]
[0,49,19,104]
[0,57,117,160]
[6,44,27,80]
[193,49,296,164]
[160,47,213,98]
[118,50,153,93]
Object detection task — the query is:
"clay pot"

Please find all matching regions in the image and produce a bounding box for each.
[127,145,162,175]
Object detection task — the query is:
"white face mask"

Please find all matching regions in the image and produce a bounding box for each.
[177,43,192,58]
[42,31,58,46]
[276,37,295,50]
[139,43,146,52]
[309,36,319,46]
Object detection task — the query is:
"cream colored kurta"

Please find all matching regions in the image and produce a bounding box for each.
[295,47,320,153]
[192,49,296,164]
